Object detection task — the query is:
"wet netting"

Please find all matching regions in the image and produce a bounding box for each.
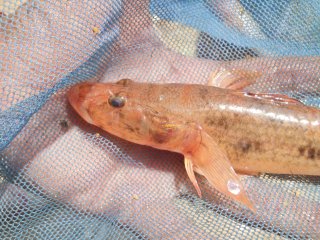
[1,0,320,239]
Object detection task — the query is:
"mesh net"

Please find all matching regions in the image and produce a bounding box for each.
[1,0,320,239]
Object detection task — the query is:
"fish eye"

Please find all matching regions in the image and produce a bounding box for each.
[108,96,126,108]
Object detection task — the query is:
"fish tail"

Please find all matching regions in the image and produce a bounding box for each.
[184,130,256,212]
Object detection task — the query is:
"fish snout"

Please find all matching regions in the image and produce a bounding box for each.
[67,83,95,124]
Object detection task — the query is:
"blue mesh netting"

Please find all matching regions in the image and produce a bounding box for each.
[1,0,320,239]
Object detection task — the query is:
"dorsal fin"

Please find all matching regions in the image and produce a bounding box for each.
[115,79,134,86]
[208,68,262,90]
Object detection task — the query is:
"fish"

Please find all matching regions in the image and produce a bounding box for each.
[67,73,320,212]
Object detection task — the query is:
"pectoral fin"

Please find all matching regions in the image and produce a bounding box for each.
[184,130,256,212]
[184,157,202,198]
[208,68,262,90]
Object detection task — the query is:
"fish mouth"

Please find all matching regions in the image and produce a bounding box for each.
[67,83,94,124]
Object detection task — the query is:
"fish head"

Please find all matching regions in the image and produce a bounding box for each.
[68,80,169,145]
[68,80,145,141]
[68,79,199,150]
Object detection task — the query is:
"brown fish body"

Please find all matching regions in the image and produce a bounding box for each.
[68,79,320,211]
[122,81,320,176]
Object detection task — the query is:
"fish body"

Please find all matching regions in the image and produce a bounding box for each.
[67,79,320,211]
[170,84,320,176]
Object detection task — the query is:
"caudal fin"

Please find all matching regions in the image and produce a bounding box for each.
[184,130,256,212]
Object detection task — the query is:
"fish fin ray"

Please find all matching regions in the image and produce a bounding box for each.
[208,68,262,90]
[193,165,204,176]
[115,79,134,86]
[188,131,256,212]
[184,157,202,198]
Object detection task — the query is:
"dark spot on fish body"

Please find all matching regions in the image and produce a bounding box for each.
[238,139,251,153]
[297,146,320,160]
[122,122,135,133]
[253,141,261,151]
[236,139,261,153]
[307,148,316,160]
[298,146,305,156]
[204,115,228,129]
[199,88,209,102]
[217,117,228,129]
[204,117,215,126]
[233,112,240,119]
[151,130,169,144]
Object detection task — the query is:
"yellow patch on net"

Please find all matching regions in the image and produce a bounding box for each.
[92,27,100,34]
